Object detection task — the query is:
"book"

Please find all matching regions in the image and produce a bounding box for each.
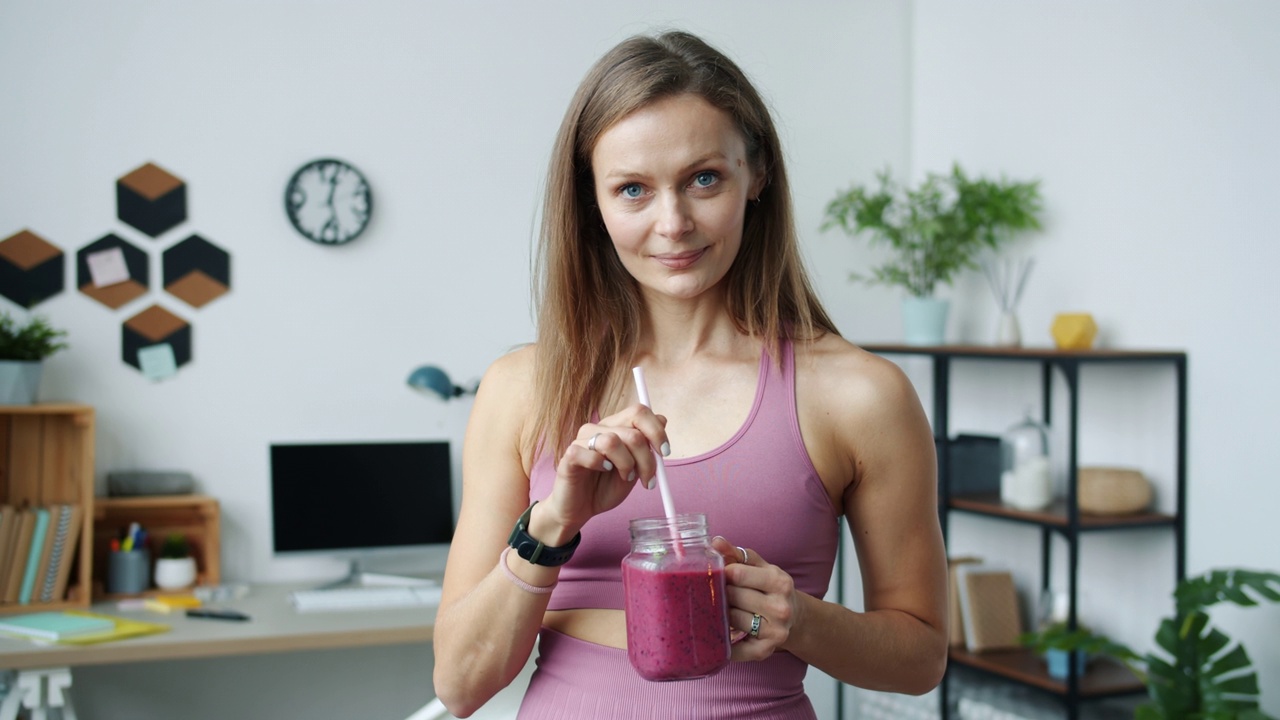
[18,507,50,604]
[947,556,983,647]
[4,509,37,604]
[53,611,169,645]
[47,504,84,604]
[0,611,114,641]
[31,505,65,603]
[956,564,1024,652]
[36,504,79,603]
[0,505,18,600]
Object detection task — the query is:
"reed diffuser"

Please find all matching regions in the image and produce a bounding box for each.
[982,257,1034,347]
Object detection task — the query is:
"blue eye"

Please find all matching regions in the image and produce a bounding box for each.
[620,183,643,198]
[693,172,718,188]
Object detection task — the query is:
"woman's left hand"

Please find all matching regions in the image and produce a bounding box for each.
[710,535,801,661]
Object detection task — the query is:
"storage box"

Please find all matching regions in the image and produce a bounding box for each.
[92,494,220,598]
[944,434,1002,495]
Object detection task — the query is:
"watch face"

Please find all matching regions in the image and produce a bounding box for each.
[284,158,372,244]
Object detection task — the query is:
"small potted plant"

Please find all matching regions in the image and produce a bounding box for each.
[0,310,69,404]
[822,163,1043,345]
[154,533,198,590]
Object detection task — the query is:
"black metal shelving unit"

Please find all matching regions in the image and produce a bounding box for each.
[863,344,1188,720]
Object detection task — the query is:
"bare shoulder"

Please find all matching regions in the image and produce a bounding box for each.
[468,344,538,464]
[794,335,932,495]
[795,334,920,421]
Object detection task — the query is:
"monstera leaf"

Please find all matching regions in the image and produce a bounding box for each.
[1022,568,1280,720]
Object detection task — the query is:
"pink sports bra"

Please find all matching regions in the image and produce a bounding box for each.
[528,338,840,610]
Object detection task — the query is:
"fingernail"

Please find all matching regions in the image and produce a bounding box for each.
[730,629,747,644]
[627,469,636,483]
[660,441,671,457]
[603,460,614,471]
[645,478,654,490]
[712,535,726,544]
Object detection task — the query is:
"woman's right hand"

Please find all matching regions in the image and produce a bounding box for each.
[534,403,669,543]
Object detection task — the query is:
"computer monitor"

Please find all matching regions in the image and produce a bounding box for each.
[269,440,455,587]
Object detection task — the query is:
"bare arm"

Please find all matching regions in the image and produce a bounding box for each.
[432,347,670,717]
[717,345,948,693]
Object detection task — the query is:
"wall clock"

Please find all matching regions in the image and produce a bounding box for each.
[284,158,372,245]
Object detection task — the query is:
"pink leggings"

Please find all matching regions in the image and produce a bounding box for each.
[517,629,817,720]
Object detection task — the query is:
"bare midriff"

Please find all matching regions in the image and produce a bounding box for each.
[543,608,628,649]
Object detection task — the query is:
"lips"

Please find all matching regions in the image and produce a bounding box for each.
[652,248,708,270]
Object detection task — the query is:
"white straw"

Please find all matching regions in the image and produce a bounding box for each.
[631,366,679,523]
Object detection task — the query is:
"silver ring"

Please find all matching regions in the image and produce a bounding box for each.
[737,546,749,563]
[587,433,601,452]
[749,613,762,638]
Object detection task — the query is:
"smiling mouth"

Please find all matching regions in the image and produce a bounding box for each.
[652,248,708,270]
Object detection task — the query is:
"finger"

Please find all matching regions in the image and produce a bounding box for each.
[617,404,671,461]
[710,536,749,566]
[566,438,614,474]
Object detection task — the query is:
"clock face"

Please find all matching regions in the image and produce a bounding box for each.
[284,158,372,244]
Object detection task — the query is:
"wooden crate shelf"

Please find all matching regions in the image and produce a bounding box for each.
[0,404,96,614]
[92,495,221,599]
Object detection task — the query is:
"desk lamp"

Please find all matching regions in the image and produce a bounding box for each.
[406,365,477,400]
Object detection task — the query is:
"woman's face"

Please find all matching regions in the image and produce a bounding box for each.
[591,93,761,303]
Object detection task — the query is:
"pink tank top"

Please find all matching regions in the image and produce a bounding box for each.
[528,338,839,610]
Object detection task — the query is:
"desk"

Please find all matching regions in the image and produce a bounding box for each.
[0,583,437,717]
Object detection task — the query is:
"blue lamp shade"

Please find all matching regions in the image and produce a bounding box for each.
[407,365,476,400]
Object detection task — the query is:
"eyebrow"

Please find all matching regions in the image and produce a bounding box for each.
[601,152,731,182]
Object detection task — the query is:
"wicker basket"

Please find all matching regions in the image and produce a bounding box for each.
[1078,467,1152,515]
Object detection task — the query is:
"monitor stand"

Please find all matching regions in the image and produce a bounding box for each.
[316,558,436,591]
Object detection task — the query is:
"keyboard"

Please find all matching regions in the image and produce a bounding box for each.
[289,584,442,613]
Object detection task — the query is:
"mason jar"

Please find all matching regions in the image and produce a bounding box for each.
[621,513,731,682]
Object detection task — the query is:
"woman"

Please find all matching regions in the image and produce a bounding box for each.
[433,30,947,719]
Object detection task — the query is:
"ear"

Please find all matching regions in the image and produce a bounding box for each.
[748,167,768,201]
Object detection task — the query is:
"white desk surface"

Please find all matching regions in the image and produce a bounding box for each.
[0,582,437,671]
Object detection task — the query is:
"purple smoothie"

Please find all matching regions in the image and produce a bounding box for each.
[622,556,731,681]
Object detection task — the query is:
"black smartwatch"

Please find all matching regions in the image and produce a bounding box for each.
[507,501,581,567]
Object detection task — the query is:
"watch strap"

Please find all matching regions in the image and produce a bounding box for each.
[507,501,581,567]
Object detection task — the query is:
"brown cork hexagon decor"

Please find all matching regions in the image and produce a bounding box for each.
[117,162,187,238]
[123,304,191,373]
[163,234,230,308]
[77,233,149,309]
[0,229,65,308]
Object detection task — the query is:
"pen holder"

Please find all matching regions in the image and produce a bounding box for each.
[108,548,152,594]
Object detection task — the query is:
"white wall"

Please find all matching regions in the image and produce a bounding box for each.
[0,1,892,718]
[907,0,1280,715]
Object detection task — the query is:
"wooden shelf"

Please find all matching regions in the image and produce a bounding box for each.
[0,404,95,614]
[950,647,1145,698]
[949,493,1177,530]
[860,344,1186,363]
[92,495,221,599]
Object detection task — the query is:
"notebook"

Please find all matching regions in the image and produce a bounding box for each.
[0,611,114,641]
[956,565,1024,652]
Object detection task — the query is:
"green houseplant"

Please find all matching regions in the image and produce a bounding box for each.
[822,163,1043,344]
[154,532,198,590]
[0,311,69,404]
[1023,568,1280,719]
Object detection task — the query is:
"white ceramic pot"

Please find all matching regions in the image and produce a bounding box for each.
[154,556,198,590]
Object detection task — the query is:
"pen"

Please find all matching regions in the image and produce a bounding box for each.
[186,609,250,622]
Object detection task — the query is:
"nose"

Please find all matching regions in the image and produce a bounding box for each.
[654,192,694,240]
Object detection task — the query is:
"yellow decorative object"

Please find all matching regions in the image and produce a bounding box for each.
[1051,313,1098,349]
[1078,466,1152,515]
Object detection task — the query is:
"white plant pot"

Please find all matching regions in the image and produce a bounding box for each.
[154,557,198,590]
[0,360,42,405]
[901,296,950,346]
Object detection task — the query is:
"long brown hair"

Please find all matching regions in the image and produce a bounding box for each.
[528,30,838,457]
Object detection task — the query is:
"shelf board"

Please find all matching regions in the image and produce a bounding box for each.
[949,493,1176,530]
[861,344,1185,362]
[950,647,1146,698]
